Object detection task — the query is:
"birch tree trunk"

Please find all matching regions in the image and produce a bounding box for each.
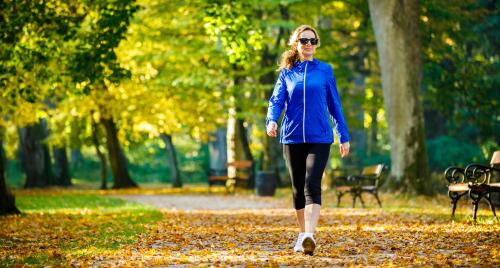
[227,99,254,188]
[368,0,430,194]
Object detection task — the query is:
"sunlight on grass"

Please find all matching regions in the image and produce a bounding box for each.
[0,194,162,267]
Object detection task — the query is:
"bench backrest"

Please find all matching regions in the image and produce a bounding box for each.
[361,164,384,177]
[491,151,500,165]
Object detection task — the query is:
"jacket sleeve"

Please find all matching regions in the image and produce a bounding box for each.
[326,65,350,143]
[266,70,287,128]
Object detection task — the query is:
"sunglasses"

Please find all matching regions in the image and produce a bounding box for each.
[298,38,318,45]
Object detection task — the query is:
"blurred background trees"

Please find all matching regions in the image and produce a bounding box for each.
[1,0,498,210]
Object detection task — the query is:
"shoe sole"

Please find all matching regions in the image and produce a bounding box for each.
[302,237,315,256]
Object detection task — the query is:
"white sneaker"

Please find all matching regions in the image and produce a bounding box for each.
[293,232,305,252]
[302,233,316,256]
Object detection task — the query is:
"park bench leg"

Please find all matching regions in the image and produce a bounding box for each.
[472,200,480,222]
[337,192,344,207]
[449,192,464,219]
[485,194,498,218]
[374,192,382,208]
[470,190,484,222]
[359,194,365,208]
[451,199,458,219]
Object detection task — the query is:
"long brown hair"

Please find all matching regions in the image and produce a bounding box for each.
[278,25,320,71]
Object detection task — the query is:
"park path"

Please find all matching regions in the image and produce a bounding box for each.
[114,194,288,210]
[99,194,500,267]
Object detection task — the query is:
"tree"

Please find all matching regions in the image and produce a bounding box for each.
[0,131,20,215]
[115,0,227,187]
[368,0,430,194]
[69,0,139,188]
[0,0,86,211]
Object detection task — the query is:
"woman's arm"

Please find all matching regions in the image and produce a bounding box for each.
[266,70,287,137]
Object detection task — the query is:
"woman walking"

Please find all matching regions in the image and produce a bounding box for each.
[266,25,350,256]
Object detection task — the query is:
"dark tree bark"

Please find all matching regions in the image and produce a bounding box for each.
[367,105,379,157]
[53,146,71,186]
[0,138,20,215]
[19,121,54,188]
[101,118,137,189]
[368,0,430,194]
[92,122,108,190]
[160,133,182,188]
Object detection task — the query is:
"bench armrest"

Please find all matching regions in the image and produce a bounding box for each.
[464,164,500,185]
[444,166,465,184]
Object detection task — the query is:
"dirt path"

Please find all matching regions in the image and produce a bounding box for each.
[114,194,288,210]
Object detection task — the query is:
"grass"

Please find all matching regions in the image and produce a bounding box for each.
[1,192,162,266]
[1,184,499,266]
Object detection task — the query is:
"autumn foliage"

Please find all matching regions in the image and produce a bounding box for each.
[1,187,499,266]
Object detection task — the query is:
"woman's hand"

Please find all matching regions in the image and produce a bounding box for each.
[339,142,350,158]
[266,121,278,137]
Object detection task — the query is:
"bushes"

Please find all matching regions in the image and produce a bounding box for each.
[426,136,486,172]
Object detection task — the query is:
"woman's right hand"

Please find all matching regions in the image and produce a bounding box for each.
[266,121,278,137]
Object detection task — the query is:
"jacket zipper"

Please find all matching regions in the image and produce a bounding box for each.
[303,62,308,143]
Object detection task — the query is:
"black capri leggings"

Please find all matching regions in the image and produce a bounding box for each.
[283,143,331,210]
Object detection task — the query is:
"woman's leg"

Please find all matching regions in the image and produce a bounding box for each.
[283,144,308,212]
[303,143,331,233]
[304,204,321,233]
[295,209,305,232]
[283,144,308,251]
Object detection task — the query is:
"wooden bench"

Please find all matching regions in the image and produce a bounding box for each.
[333,164,385,208]
[445,151,500,221]
[208,160,253,193]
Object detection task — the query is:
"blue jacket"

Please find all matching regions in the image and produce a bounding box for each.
[266,58,350,144]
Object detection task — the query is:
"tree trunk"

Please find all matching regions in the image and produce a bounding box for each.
[0,138,20,215]
[160,133,182,188]
[208,128,228,176]
[227,100,254,188]
[367,104,379,157]
[19,122,54,188]
[260,7,288,187]
[368,0,430,194]
[101,118,137,189]
[92,121,108,190]
[70,148,83,172]
[53,146,71,186]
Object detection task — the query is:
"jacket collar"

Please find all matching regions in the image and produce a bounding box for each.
[293,58,319,71]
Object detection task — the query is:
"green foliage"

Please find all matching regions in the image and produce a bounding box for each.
[1,0,497,194]
[426,135,486,172]
[203,1,264,67]
[70,0,138,89]
[421,0,500,142]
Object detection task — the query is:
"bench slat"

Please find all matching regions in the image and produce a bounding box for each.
[448,183,469,192]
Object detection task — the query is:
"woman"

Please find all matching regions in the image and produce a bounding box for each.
[266,25,350,256]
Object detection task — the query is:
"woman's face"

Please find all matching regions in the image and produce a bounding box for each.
[297,30,317,60]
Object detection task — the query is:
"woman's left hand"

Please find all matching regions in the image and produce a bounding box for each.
[339,142,350,158]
